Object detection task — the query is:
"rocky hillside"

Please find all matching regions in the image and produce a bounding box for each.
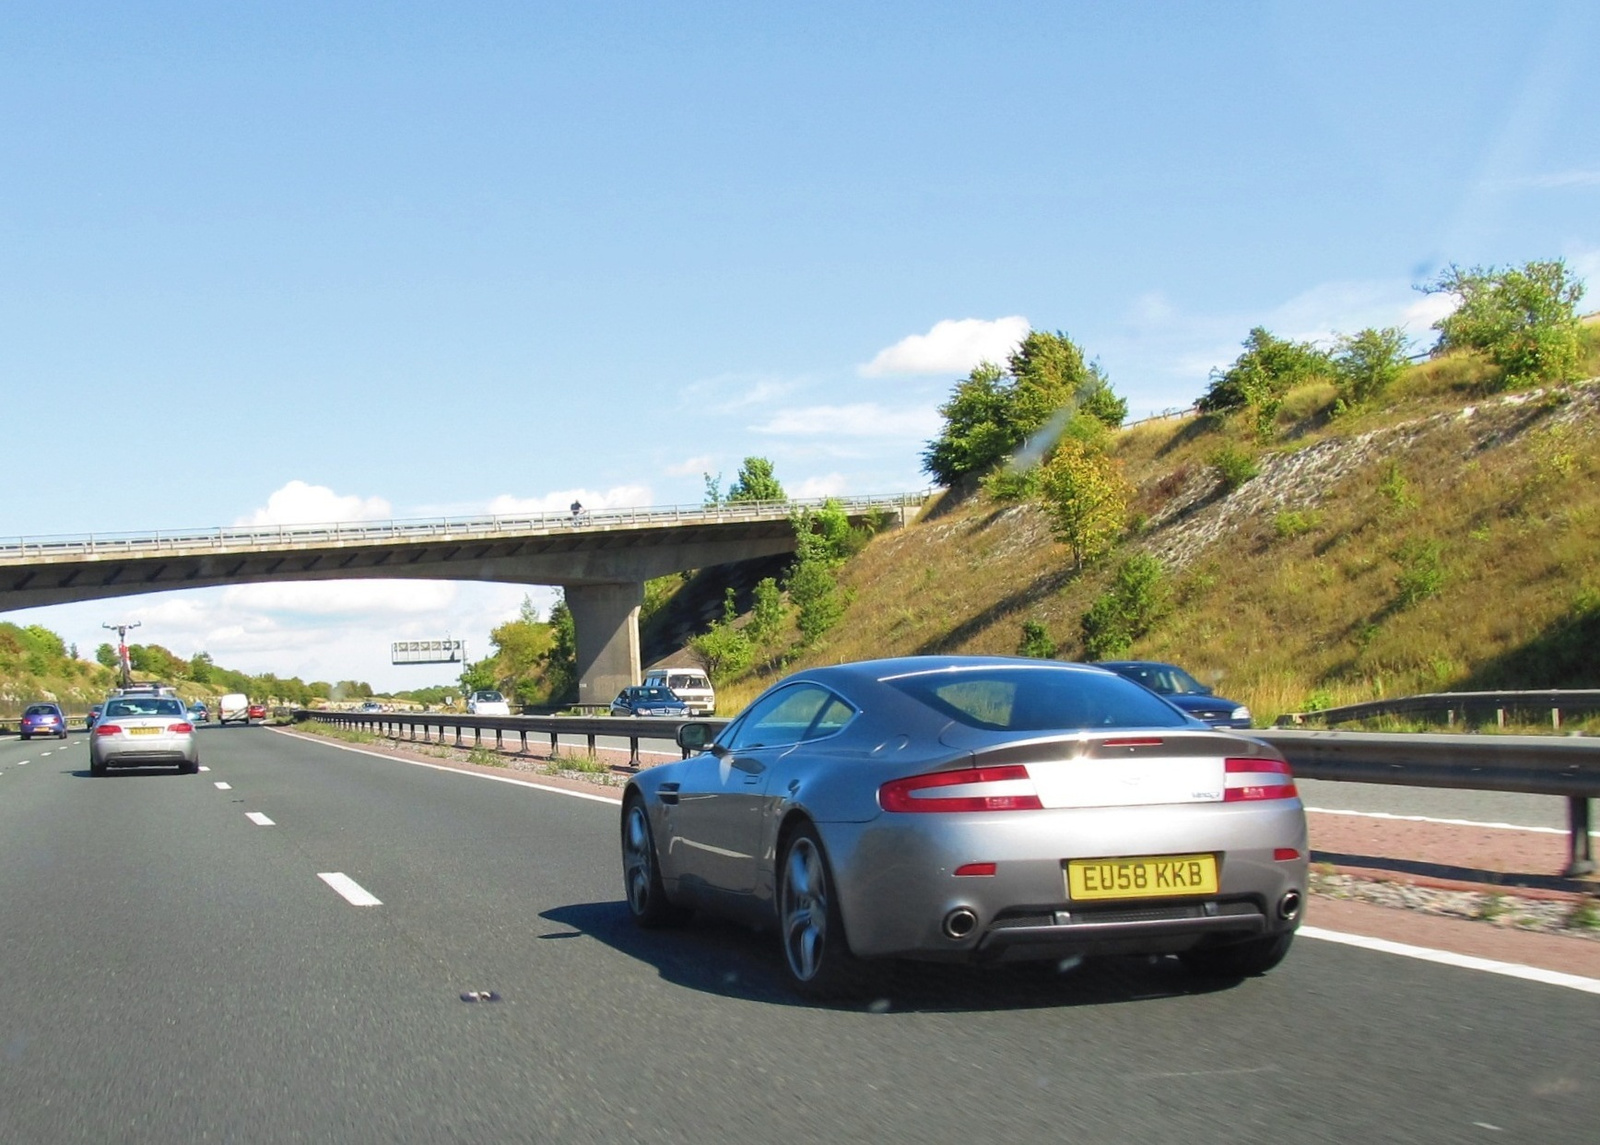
[775,375,1600,724]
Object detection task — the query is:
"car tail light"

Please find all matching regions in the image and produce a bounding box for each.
[169,722,194,734]
[954,862,997,877]
[1223,757,1298,802]
[879,765,1043,813]
[1274,848,1302,861]
[95,724,122,736]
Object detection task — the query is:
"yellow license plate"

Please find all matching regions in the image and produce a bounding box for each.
[1066,853,1218,900]
[129,727,162,736]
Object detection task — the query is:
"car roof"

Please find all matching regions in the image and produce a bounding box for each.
[792,655,1119,687]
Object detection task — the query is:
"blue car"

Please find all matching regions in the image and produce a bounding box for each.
[20,702,69,740]
[1093,660,1253,729]
[609,685,691,718]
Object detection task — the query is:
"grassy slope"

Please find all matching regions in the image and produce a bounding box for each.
[736,352,1600,724]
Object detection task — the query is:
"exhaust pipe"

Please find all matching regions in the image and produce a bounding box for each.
[942,907,979,939]
[1279,890,1302,921]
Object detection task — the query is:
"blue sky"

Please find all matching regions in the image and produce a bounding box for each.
[3,1,1597,691]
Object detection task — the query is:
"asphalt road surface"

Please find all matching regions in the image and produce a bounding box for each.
[1,729,1595,1144]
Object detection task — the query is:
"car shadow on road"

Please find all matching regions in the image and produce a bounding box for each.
[65,767,191,778]
[540,900,1243,1013]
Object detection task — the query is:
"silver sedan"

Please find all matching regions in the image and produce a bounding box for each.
[621,656,1307,996]
[89,696,200,775]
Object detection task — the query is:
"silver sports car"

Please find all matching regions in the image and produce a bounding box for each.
[621,656,1307,996]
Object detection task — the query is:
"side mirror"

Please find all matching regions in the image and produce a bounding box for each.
[676,722,714,752]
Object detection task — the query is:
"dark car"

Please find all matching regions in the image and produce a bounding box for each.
[610,685,691,718]
[622,656,1305,997]
[1094,660,1252,729]
[20,702,70,740]
[86,703,102,730]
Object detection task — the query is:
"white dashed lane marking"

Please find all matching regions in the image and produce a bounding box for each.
[215,782,232,790]
[245,812,275,826]
[318,873,382,906]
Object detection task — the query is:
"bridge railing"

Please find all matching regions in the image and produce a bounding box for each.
[299,711,1600,877]
[0,492,933,560]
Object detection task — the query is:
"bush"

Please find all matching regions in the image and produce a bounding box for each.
[1394,539,1445,608]
[1208,444,1259,491]
[1017,620,1057,659]
[1198,327,1332,440]
[1037,438,1131,569]
[1426,260,1585,391]
[1273,510,1320,539]
[1333,327,1410,408]
[1081,554,1172,659]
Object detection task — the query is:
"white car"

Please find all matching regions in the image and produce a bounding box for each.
[467,690,511,716]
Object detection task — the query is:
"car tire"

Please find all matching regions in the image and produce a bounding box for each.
[1179,932,1294,978]
[90,758,106,776]
[180,759,200,775]
[621,795,689,928]
[778,822,864,998]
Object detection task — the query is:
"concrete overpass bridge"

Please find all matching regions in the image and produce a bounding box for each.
[0,494,927,704]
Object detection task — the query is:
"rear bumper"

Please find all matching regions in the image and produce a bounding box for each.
[819,801,1307,963]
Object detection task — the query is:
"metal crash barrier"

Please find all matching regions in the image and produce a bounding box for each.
[299,712,1600,878]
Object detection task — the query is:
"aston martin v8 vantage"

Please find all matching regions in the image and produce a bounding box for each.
[620,656,1306,996]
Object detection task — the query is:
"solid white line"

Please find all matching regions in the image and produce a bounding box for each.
[1300,926,1600,995]
[215,782,232,790]
[1305,806,1596,836]
[245,811,275,826]
[268,727,624,805]
[318,872,382,906]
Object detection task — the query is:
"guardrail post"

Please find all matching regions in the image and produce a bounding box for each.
[628,735,641,769]
[519,730,527,753]
[1553,708,1562,730]
[586,732,597,756]
[1565,797,1595,877]
[549,730,558,756]
[454,724,464,748]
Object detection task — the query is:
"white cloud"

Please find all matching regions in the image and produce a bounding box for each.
[665,455,714,477]
[791,473,849,498]
[487,484,652,515]
[1506,170,1600,189]
[237,480,392,527]
[751,403,941,438]
[858,316,1030,377]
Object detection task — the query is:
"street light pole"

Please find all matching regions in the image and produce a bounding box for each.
[102,620,141,689]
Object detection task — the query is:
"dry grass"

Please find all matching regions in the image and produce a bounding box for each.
[746,370,1600,726]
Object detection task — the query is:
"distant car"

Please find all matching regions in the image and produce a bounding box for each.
[86,703,102,730]
[622,656,1304,997]
[610,685,691,718]
[20,702,69,740]
[467,690,511,716]
[90,694,199,774]
[1094,661,1253,729]
[247,702,267,722]
[217,693,250,726]
[359,701,383,712]
[641,667,716,715]
[188,702,210,724]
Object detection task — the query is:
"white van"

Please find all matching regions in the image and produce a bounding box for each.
[641,667,716,716]
[217,693,250,726]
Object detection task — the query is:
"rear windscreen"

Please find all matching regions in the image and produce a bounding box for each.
[667,674,706,690]
[105,698,187,719]
[883,667,1190,732]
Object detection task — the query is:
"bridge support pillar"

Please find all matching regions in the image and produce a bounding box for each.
[566,582,643,708]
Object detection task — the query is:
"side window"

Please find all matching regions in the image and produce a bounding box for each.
[722,684,854,751]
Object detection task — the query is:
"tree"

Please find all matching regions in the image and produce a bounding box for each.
[541,595,578,702]
[690,589,755,681]
[1038,438,1131,569]
[1426,260,1585,390]
[1333,327,1410,408]
[746,577,786,648]
[922,330,1130,486]
[95,643,118,669]
[725,457,785,503]
[189,651,215,683]
[1199,327,1331,440]
[702,472,722,507]
[921,361,1014,486]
